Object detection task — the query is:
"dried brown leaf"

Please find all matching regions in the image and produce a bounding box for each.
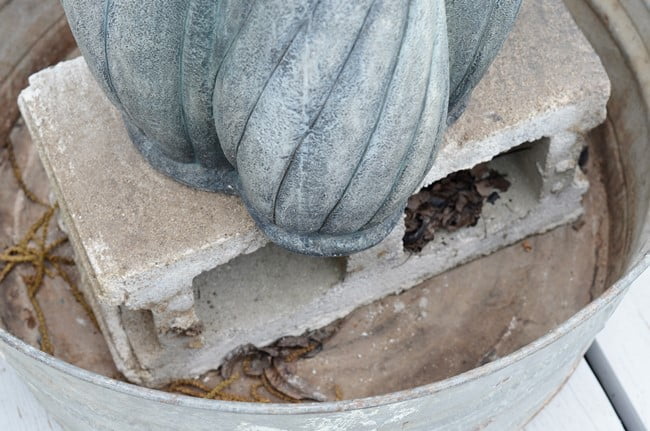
[264,359,328,402]
[220,344,258,379]
[403,166,511,252]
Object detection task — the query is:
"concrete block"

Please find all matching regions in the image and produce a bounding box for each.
[18,0,609,386]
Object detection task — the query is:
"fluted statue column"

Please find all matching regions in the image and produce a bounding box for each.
[60,0,521,256]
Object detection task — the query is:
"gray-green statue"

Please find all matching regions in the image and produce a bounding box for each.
[61,0,521,256]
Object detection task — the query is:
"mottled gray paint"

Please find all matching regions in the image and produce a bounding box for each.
[446,0,523,123]
[60,0,519,256]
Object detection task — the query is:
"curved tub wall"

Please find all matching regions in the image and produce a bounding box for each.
[565,0,650,280]
[0,266,638,430]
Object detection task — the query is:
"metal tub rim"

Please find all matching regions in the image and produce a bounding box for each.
[1,253,647,415]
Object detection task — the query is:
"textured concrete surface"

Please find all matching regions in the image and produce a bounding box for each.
[424,0,609,186]
[446,0,522,121]
[18,0,610,385]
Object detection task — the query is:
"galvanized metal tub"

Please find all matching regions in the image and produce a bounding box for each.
[1,0,649,429]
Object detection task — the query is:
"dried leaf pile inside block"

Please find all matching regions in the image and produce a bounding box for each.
[404,163,511,252]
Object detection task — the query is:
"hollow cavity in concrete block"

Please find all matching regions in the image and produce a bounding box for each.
[501,138,551,200]
[403,136,587,253]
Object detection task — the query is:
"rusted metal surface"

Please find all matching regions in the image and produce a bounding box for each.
[0,0,648,429]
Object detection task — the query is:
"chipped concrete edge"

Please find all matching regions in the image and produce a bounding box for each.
[427,95,609,186]
[18,84,151,382]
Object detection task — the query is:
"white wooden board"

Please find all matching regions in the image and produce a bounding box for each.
[587,266,650,431]
[525,359,623,431]
[0,354,62,431]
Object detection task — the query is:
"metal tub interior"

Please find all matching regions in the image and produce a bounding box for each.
[0,0,649,429]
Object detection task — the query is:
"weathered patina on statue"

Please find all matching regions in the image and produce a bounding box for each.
[60,0,521,256]
[446,0,522,122]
